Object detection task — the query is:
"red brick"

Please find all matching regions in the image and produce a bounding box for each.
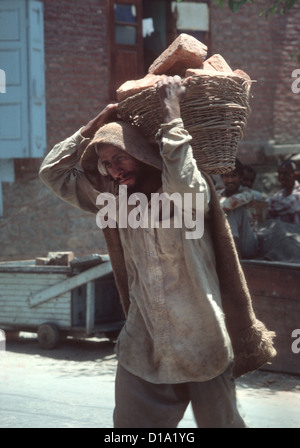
[233,69,251,82]
[148,33,207,77]
[205,54,232,73]
[117,74,167,101]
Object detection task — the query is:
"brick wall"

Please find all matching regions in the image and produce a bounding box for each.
[44,0,109,150]
[210,1,300,166]
[272,7,300,145]
[1,0,299,261]
[0,0,109,261]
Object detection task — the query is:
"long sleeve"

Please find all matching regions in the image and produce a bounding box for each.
[220,186,254,211]
[156,118,210,214]
[39,130,100,214]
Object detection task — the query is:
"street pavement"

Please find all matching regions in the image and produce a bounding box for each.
[0,334,299,429]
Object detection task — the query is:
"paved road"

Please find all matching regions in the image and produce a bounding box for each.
[0,334,299,429]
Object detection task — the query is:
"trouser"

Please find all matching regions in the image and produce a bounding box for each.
[113,363,246,428]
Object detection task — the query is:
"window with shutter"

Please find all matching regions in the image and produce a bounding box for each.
[0,0,46,218]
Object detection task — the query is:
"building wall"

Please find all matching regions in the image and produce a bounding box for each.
[0,0,109,261]
[44,0,109,149]
[1,0,299,261]
[210,1,300,165]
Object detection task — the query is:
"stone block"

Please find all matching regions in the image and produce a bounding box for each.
[202,60,218,72]
[205,54,232,73]
[148,33,207,77]
[47,251,75,265]
[36,251,75,266]
[117,74,166,101]
[185,68,221,78]
[233,69,251,82]
[35,257,49,266]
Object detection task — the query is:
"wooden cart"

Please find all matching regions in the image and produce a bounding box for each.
[242,260,300,376]
[0,256,125,349]
[1,255,299,375]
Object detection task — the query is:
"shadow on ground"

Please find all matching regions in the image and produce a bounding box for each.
[6,333,116,363]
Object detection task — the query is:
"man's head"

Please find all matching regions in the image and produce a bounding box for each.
[81,121,163,194]
[277,161,297,193]
[242,165,257,189]
[97,144,149,193]
[221,159,243,196]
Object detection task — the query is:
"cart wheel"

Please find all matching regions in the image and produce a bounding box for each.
[37,323,60,349]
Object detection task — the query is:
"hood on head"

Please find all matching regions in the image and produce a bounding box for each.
[80,121,163,181]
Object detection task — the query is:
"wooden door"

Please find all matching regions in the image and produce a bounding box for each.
[108,0,143,99]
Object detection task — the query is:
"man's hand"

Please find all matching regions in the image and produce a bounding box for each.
[157,75,187,124]
[81,103,118,138]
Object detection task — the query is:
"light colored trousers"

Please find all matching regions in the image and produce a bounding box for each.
[113,363,246,428]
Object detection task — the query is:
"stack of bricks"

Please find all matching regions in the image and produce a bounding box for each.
[117,33,250,101]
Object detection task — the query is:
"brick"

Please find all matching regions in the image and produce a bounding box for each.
[185,68,225,78]
[185,65,237,79]
[35,257,50,266]
[202,60,218,72]
[117,74,167,101]
[35,252,75,266]
[148,33,207,77]
[205,54,232,72]
[233,69,251,82]
[47,251,75,266]
[232,69,252,92]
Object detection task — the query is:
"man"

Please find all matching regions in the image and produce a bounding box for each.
[241,165,263,200]
[220,160,259,259]
[268,161,300,224]
[40,76,275,428]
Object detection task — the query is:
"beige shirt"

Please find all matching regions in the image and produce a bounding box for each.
[40,119,233,384]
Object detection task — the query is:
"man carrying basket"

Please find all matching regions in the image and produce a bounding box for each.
[40,76,275,428]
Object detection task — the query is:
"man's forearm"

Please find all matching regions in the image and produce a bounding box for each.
[157,76,186,124]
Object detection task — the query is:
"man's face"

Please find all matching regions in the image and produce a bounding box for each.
[98,145,142,192]
[222,170,241,195]
[278,166,296,191]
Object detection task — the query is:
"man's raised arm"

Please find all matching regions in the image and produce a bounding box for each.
[39,104,118,213]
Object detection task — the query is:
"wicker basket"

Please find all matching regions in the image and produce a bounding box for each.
[117,74,251,174]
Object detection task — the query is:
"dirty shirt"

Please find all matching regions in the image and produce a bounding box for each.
[39,119,233,384]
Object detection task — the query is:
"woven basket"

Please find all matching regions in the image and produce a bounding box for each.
[117,74,251,174]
